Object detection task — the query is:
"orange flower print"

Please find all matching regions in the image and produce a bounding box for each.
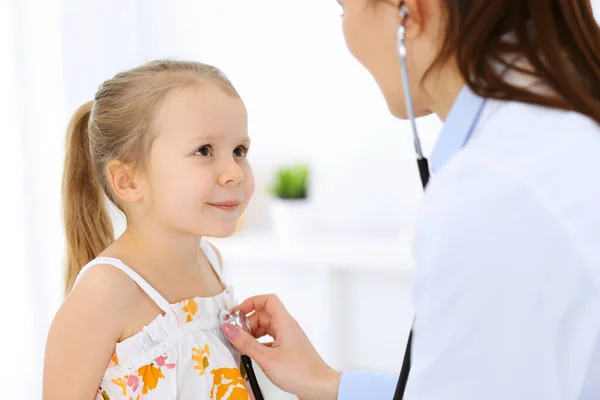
[106,352,119,369]
[182,299,198,322]
[138,363,165,394]
[111,377,127,396]
[210,368,250,400]
[192,344,211,376]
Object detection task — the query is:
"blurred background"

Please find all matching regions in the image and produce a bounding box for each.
[3,0,598,398]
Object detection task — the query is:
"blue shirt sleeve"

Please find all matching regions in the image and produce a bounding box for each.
[338,370,398,400]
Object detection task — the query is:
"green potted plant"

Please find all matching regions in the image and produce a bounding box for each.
[270,164,309,200]
[269,163,313,242]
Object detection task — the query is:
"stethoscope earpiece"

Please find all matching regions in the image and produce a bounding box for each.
[399,4,409,20]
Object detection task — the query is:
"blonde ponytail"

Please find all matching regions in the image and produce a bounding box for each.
[62,101,114,297]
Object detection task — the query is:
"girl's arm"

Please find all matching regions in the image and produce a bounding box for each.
[43,265,132,399]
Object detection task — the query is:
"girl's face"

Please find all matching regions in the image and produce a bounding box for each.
[138,82,254,239]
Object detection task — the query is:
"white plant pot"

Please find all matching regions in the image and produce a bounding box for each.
[270,198,313,244]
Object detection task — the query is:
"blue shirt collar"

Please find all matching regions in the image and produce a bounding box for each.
[430,85,487,173]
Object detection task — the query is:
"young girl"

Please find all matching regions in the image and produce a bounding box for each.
[43,60,255,399]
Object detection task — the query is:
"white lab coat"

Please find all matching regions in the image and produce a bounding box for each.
[406,97,600,399]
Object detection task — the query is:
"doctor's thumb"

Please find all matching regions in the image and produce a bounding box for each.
[222,323,270,365]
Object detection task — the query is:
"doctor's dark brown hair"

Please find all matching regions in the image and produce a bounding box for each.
[412,0,600,124]
[61,60,239,297]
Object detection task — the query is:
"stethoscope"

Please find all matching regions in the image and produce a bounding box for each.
[220,309,265,400]
[398,4,430,189]
[394,4,430,400]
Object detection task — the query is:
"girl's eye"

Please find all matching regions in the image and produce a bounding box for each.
[195,145,213,157]
[233,146,249,157]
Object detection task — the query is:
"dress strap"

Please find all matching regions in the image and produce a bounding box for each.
[74,257,172,313]
[200,239,226,286]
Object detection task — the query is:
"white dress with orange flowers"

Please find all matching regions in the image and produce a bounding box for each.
[74,239,252,400]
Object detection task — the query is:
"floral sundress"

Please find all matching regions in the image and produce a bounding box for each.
[74,239,252,400]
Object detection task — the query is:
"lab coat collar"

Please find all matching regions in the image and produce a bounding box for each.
[430,85,486,173]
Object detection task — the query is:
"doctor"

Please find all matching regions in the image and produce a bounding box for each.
[222,0,600,399]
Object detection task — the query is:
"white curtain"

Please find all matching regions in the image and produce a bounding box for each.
[1,0,66,397]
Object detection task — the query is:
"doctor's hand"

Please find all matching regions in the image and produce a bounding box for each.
[221,294,342,400]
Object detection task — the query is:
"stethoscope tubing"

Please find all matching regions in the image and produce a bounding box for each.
[394,5,431,400]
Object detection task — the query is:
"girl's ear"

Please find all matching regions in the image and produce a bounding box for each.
[106,160,143,204]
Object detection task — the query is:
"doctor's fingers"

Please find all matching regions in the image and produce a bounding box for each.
[247,311,271,339]
[235,294,292,322]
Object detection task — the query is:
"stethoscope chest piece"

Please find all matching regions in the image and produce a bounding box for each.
[220,309,252,337]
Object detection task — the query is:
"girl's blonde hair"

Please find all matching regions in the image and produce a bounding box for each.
[62,60,239,297]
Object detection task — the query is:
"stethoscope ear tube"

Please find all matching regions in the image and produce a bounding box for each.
[397,5,431,189]
[393,4,431,400]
